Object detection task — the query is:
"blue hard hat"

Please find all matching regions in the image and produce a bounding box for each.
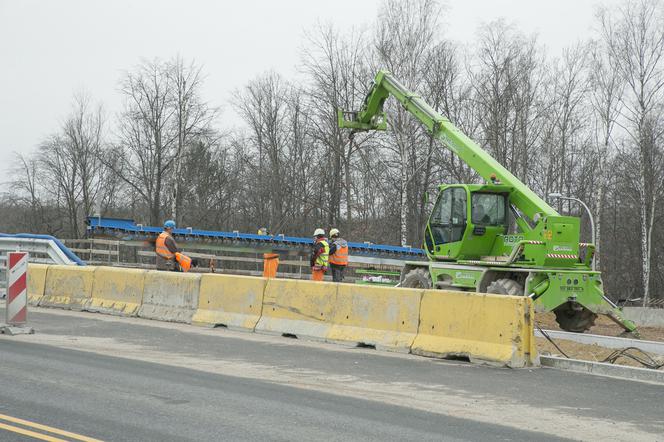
[164,220,176,229]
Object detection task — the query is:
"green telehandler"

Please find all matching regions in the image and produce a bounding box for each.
[339,70,637,334]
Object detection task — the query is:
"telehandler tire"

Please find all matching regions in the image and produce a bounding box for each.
[401,268,432,289]
[486,278,523,296]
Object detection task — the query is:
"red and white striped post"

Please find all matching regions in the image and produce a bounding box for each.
[7,252,28,325]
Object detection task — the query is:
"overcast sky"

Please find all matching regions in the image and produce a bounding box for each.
[0,0,619,173]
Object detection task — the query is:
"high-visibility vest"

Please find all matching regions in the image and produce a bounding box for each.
[175,252,192,272]
[329,239,349,266]
[314,240,329,269]
[155,231,174,260]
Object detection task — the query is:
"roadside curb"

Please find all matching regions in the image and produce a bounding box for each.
[541,355,664,384]
[0,324,34,335]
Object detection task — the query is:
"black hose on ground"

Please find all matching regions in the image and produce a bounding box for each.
[536,323,570,359]
[601,347,664,370]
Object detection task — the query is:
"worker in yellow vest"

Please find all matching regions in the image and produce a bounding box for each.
[310,228,329,281]
[328,228,348,282]
[155,220,179,271]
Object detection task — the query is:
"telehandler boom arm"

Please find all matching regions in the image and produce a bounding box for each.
[338,70,558,223]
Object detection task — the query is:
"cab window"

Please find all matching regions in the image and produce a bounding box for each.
[429,188,467,244]
[471,193,506,226]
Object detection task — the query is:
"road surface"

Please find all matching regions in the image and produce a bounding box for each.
[0,307,662,441]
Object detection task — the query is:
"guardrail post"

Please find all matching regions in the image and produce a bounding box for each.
[1,252,34,335]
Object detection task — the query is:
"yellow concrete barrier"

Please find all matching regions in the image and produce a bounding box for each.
[411,290,538,367]
[27,263,49,306]
[32,262,537,369]
[138,271,201,323]
[41,265,95,310]
[255,278,338,340]
[326,284,422,352]
[192,273,266,331]
[87,266,146,316]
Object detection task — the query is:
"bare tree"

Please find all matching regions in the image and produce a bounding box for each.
[598,0,664,305]
[546,45,591,216]
[301,23,370,228]
[114,59,175,225]
[233,72,290,231]
[109,58,214,225]
[7,154,48,232]
[471,20,547,188]
[588,39,624,271]
[38,134,81,236]
[374,0,442,246]
[167,56,218,223]
[62,93,106,223]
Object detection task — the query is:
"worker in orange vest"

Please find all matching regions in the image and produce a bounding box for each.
[155,220,196,272]
[328,228,348,282]
[310,228,329,281]
[155,220,180,271]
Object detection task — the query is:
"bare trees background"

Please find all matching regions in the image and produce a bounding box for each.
[2,0,664,302]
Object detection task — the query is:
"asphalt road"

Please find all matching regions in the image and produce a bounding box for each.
[1,307,662,441]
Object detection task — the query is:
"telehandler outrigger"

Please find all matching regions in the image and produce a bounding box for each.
[339,70,637,334]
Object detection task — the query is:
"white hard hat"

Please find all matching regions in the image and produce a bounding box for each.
[313,228,325,236]
[329,228,340,237]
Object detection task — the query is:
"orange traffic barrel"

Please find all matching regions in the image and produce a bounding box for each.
[262,253,279,278]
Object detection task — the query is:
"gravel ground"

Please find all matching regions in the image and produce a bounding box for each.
[536,311,664,341]
[535,312,664,369]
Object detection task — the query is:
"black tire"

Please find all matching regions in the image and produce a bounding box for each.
[553,303,597,333]
[486,278,523,296]
[401,268,432,289]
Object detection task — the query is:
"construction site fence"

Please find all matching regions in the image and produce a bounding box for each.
[27,263,538,368]
[61,238,403,284]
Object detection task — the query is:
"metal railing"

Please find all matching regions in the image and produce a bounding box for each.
[62,238,405,283]
[0,235,81,298]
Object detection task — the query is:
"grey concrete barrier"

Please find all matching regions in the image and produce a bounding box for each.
[623,307,664,327]
[138,271,201,323]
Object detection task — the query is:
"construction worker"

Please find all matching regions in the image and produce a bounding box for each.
[155,220,179,271]
[310,228,329,281]
[328,228,348,282]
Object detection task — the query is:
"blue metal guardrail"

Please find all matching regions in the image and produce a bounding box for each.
[0,233,86,266]
[86,217,426,257]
